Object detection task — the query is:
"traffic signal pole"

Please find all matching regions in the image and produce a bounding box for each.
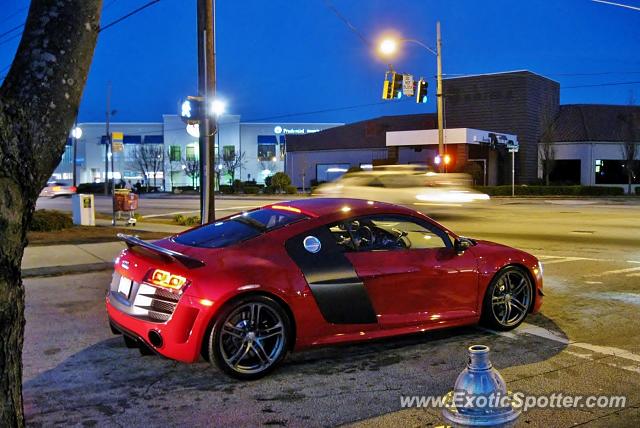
[436,21,444,173]
[197,0,216,224]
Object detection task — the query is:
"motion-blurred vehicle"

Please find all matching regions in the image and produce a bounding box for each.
[314,168,489,206]
[39,181,77,198]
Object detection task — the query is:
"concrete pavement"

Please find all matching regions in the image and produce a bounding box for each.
[22,220,186,277]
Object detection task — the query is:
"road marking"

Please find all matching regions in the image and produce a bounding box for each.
[485,322,640,370]
[585,281,603,284]
[587,266,640,277]
[142,210,199,218]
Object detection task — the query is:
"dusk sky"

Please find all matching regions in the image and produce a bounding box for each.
[1,0,639,125]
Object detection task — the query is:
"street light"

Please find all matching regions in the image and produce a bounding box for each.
[377,23,445,172]
[71,125,82,187]
[379,38,398,56]
[211,99,226,116]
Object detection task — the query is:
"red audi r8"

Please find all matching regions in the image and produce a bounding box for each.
[106,198,543,379]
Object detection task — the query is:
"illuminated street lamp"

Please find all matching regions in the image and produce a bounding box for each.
[379,38,398,56]
[211,99,226,116]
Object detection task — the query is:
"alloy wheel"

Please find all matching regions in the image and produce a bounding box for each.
[218,302,287,375]
[490,269,532,328]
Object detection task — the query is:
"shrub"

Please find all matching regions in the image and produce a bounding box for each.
[30,210,73,231]
[76,182,106,194]
[173,214,201,226]
[232,179,243,192]
[243,185,260,194]
[636,187,640,195]
[219,184,234,194]
[271,172,292,193]
[285,185,298,194]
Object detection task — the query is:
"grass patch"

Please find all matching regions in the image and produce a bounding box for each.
[27,226,170,246]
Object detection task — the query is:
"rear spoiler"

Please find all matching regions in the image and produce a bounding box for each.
[117,233,205,269]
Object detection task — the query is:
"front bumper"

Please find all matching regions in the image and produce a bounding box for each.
[106,272,215,363]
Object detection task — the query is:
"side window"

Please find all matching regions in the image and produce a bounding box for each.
[328,215,450,252]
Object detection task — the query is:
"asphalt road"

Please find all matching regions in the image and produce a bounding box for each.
[23,197,640,426]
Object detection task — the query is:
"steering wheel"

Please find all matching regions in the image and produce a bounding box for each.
[359,225,374,248]
[391,228,411,249]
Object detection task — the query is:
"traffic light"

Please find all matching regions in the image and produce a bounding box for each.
[382,72,403,100]
[415,78,428,103]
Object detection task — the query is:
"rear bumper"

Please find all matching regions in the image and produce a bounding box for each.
[106,292,214,363]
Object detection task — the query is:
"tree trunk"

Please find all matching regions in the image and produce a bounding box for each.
[0,2,101,425]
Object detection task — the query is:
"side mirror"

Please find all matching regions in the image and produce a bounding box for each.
[454,237,473,255]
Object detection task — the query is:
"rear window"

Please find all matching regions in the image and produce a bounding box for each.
[173,208,307,248]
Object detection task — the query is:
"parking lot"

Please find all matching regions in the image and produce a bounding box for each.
[23,197,640,427]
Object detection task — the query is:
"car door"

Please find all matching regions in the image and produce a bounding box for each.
[341,214,479,328]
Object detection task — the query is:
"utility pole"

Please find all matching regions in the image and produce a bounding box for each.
[436,21,444,173]
[72,121,78,188]
[104,83,111,195]
[197,0,216,224]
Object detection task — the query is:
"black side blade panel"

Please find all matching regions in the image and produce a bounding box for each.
[285,227,377,324]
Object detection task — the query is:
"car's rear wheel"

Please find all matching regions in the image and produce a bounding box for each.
[208,295,290,380]
[481,266,533,330]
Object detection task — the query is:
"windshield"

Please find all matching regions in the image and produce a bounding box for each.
[173,208,307,248]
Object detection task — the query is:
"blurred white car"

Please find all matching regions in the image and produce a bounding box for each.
[314,169,489,206]
[39,181,77,198]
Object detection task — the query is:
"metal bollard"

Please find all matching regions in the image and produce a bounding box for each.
[442,345,520,426]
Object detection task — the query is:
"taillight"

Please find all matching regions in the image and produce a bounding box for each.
[144,269,190,292]
[70,186,77,192]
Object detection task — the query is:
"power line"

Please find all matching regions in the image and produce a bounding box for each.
[563,80,640,89]
[100,0,161,32]
[0,6,27,27]
[592,0,640,12]
[0,32,21,47]
[322,0,370,47]
[0,23,24,40]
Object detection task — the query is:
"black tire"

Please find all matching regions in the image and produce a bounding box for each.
[138,341,155,356]
[480,266,533,331]
[208,295,291,380]
[123,335,138,348]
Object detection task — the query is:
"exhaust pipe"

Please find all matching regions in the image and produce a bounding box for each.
[148,330,163,348]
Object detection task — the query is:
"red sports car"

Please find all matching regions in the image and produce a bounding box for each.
[106,198,543,379]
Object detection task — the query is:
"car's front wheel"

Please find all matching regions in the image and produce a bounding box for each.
[481,266,533,330]
[208,295,291,380]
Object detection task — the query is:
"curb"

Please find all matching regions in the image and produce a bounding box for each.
[22,262,113,278]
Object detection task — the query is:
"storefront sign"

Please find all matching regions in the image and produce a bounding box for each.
[274,126,320,135]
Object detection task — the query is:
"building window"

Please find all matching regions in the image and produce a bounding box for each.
[124,144,137,162]
[169,145,181,162]
[186,144,198,161]
[223,145,235,161]
[550,160,581,185]
[316,163,350,183]
[595,159,638,184]
[279,135,286,158]
[258,135,277,161]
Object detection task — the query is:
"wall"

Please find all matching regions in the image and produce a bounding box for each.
[444,71,560,184]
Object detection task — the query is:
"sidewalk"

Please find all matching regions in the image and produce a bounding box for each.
[22,221,187,277]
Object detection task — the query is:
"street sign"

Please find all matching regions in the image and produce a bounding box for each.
[112,132,124,153]
[508,147,518,153]
[403,74,414,96]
